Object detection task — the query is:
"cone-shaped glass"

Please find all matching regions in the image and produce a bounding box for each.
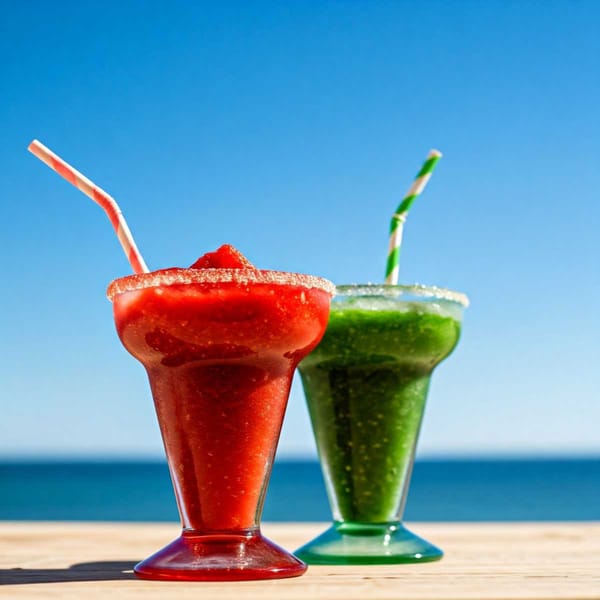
[109,268,333,580]
[296,284,467,564]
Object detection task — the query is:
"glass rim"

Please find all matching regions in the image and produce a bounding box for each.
[334,283,469,307]
[107,268,336,301]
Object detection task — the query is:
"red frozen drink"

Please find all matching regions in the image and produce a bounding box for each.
[108,245,334,580]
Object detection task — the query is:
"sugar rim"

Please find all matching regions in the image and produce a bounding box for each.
[107,268,336,301]
[335,283,469,307]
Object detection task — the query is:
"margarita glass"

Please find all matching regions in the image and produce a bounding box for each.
[296,284,468,564]
[108,260,334,580]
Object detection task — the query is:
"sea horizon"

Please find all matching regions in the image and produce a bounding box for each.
[1,456,598,523]
[1,452,598,463]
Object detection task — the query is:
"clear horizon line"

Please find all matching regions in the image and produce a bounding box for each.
[0,451,598,463]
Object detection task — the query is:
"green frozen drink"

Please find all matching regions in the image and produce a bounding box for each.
[296,284,468,564]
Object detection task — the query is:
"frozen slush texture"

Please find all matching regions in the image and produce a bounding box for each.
[111,247,332,531]
[299,297,461,523]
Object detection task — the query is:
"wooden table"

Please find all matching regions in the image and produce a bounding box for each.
[0,522,598,599]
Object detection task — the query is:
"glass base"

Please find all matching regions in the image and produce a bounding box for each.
[295,522,443,565]
[135,529,307,581]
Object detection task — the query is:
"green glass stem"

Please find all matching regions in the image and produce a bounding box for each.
[295,521,443,565]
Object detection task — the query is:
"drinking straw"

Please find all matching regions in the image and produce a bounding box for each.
[385,149,442,285]
[28,140,149,274]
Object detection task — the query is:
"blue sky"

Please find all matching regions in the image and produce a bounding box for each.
[0,0,598,458]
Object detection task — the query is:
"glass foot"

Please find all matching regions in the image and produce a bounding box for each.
[135,529,307,581]
[295,522,443,565]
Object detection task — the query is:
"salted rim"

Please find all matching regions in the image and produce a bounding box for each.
[335,283,469,307]
[107,268,336,301]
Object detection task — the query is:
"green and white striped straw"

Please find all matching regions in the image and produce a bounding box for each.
[385,149,442,285]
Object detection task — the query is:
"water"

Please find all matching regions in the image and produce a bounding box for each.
[0,458,598,522]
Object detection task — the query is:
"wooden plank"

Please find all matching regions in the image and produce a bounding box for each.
[0,522,598,599]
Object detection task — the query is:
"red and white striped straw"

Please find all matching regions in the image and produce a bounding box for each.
[28,139,149,274]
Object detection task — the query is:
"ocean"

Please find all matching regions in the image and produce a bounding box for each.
[0,458,598,522]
